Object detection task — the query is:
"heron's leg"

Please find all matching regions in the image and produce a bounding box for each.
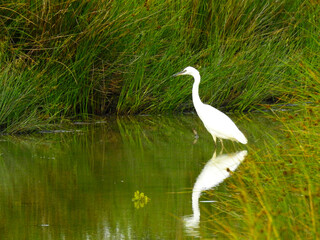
[219,138,224,154]
[192,129,199,144]
[212,150,216,159]
[212,135,217,147]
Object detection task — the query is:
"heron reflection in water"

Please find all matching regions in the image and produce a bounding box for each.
[183,150,248,236]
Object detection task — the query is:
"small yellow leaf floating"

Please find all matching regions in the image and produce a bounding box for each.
[132,190,150,209]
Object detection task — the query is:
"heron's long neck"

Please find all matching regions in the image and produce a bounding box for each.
[192,72,202,109]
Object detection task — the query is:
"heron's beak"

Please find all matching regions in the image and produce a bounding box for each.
[172,70,186,77]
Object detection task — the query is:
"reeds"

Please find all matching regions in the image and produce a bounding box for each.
[0,0,319,132]
[204,106,320,239]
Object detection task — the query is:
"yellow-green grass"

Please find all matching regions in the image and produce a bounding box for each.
[0,0,319,133]
[203,106,320,239]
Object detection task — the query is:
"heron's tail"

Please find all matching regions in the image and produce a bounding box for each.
[236,131,248,144]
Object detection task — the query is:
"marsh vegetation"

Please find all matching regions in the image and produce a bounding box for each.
[0,0,319,132]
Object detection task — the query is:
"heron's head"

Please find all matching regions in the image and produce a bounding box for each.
[172,66,199,77]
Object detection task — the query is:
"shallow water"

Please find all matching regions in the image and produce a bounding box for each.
[0,114,281,239]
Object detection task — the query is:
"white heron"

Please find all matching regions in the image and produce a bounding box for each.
[173,66,247,145]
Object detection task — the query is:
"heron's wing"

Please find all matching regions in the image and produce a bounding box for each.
[197,104,242,140]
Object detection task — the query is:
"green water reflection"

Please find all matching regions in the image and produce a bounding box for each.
[0,114,275,239]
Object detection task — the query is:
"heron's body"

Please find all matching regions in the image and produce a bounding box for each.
[174,66,247,145]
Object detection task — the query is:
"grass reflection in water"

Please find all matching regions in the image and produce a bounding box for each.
[0,109,318,239]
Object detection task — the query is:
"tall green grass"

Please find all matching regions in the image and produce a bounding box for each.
[0,0,319,132]
[202,106,320,239]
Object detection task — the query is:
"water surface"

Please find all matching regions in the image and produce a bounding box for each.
[0,114,283,239]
